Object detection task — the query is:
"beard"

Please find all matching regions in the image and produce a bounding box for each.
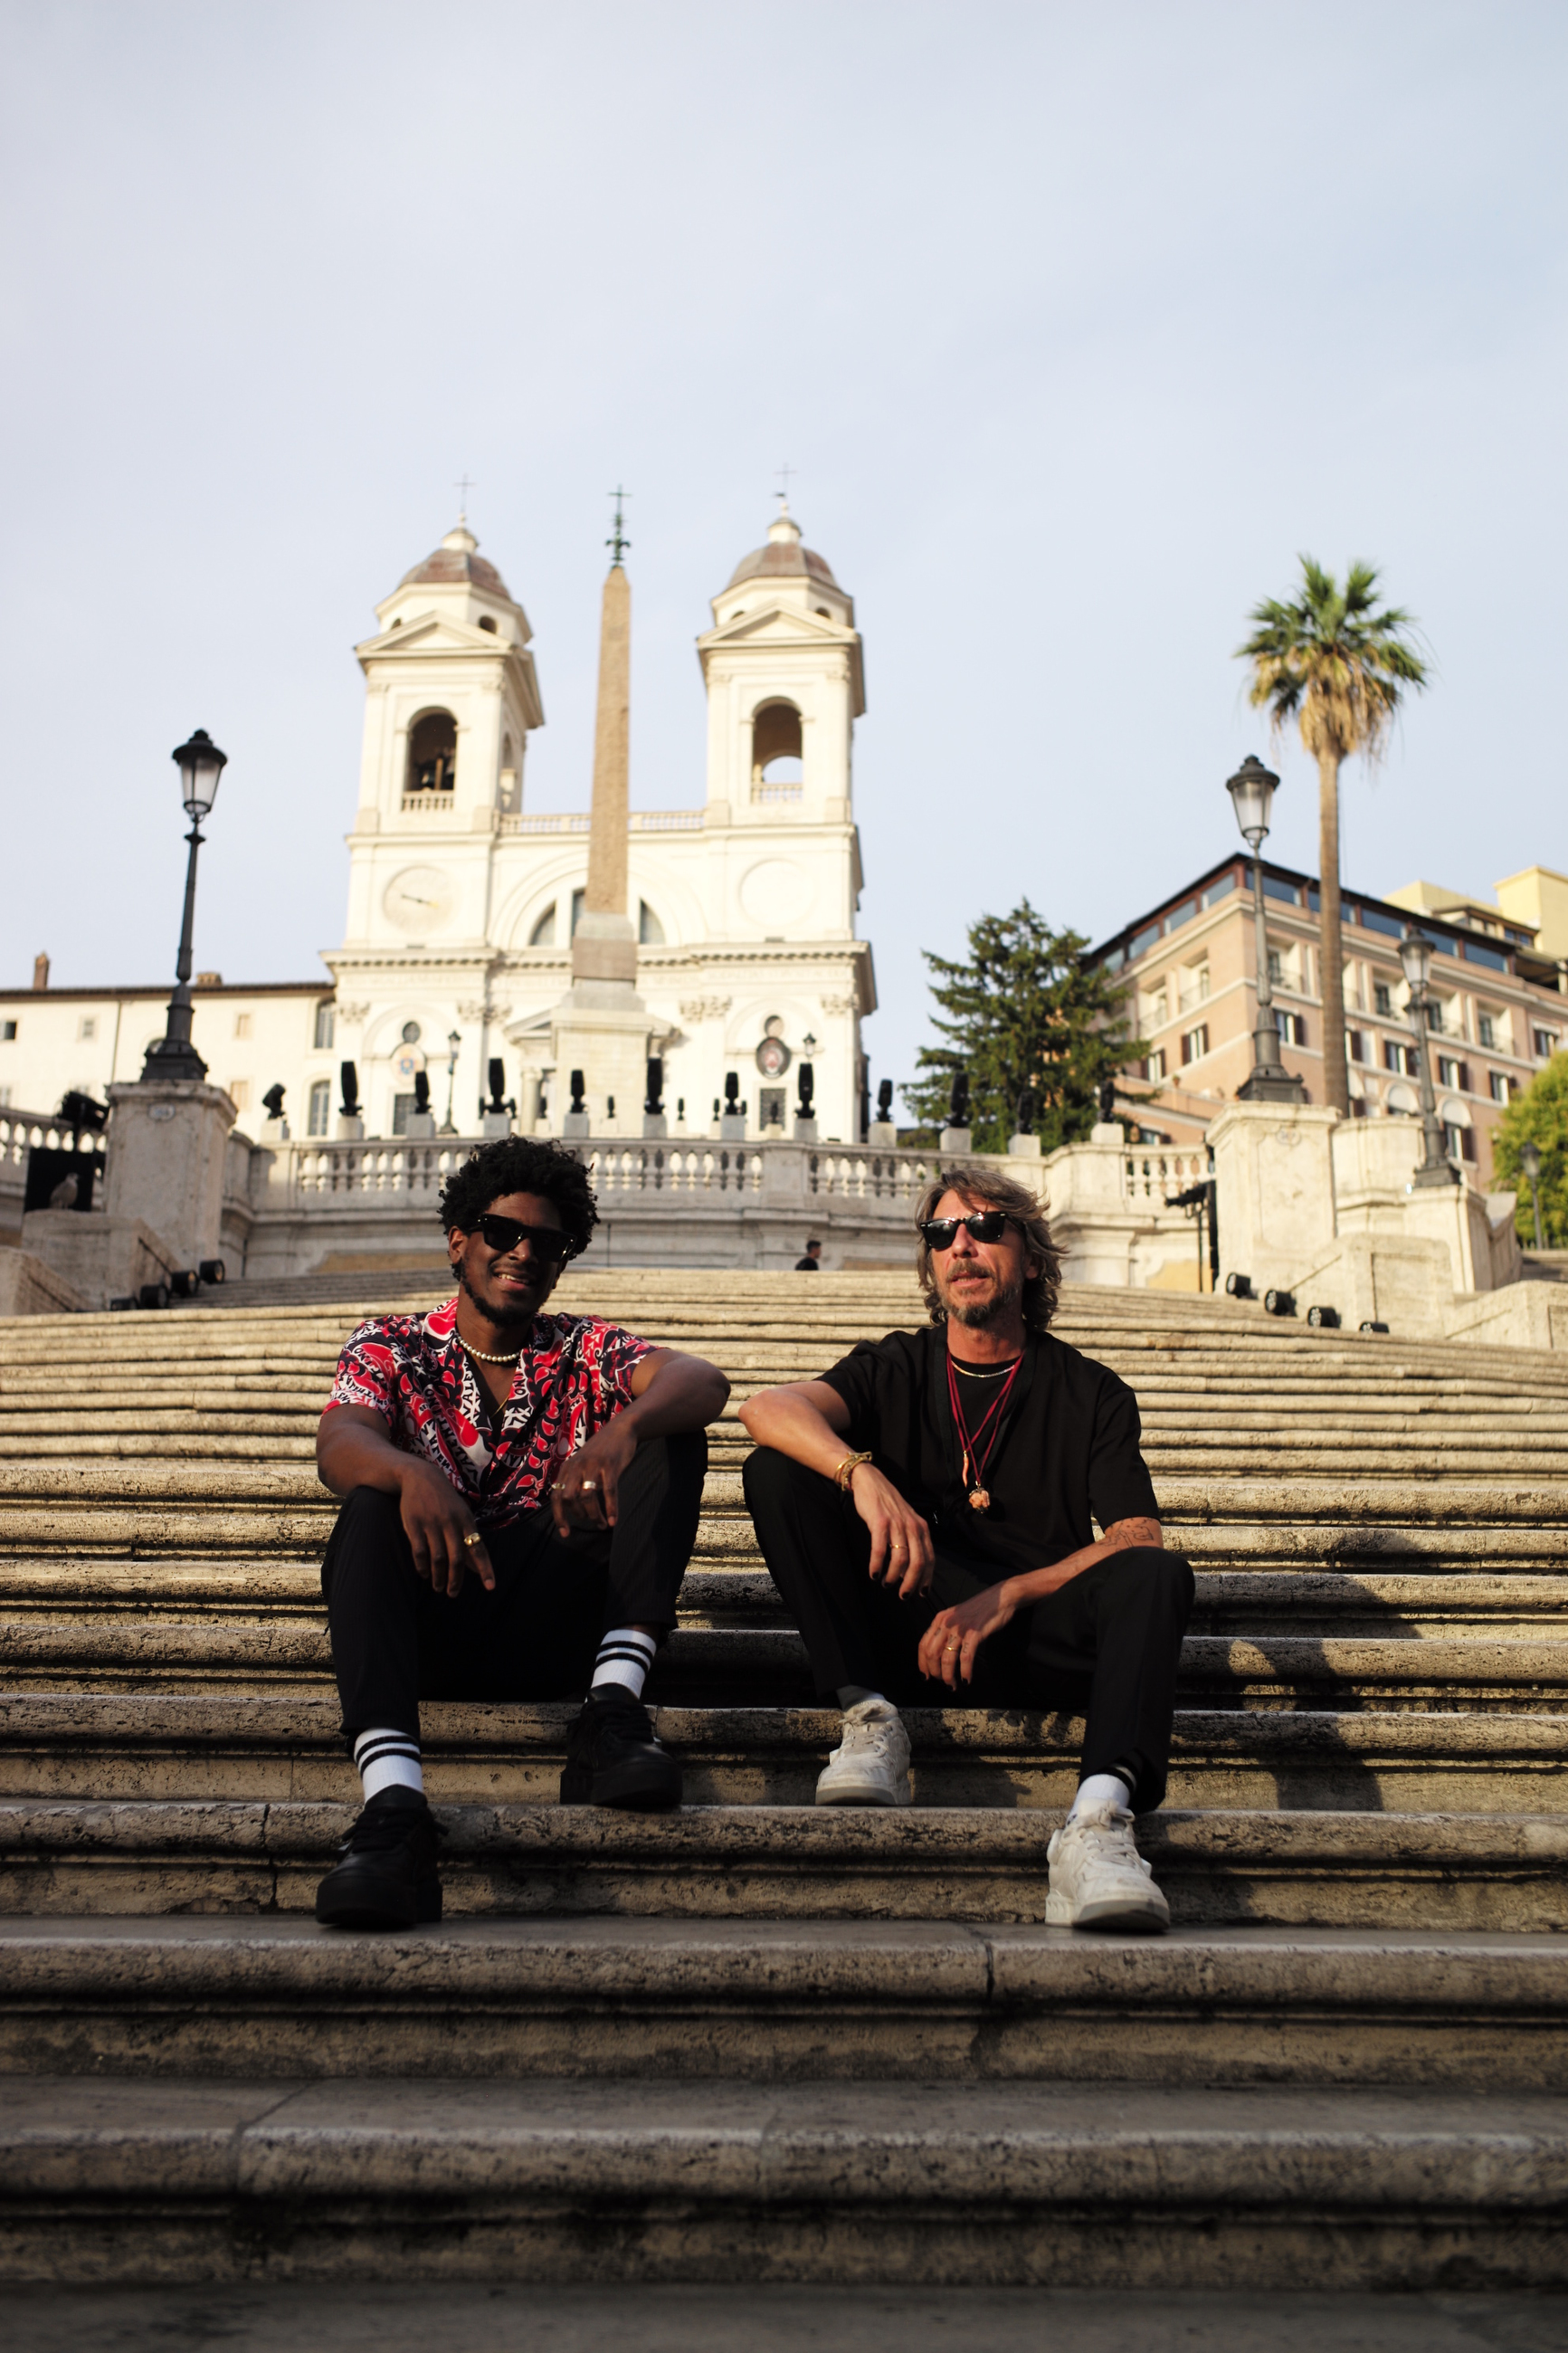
[944,1273,1022,1329]
[458,1260,538,1333]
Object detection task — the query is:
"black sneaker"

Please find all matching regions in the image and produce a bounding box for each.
[314,1786,443,1930]
[560,1688,682,1810]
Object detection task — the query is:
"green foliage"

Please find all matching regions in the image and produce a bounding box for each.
[1493,1056,1568,1248]
[904,900,1131,1156]
[1237,557,1430,765]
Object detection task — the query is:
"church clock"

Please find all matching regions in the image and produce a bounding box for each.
[384,867,457,934]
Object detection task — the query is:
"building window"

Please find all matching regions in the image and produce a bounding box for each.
[1276,1011,1307,1047]
[1535,1028,1558,1059]
[229,1079,251,1110]
[308,1079,331,1136]
[1373,982,1392,1016]
[0,1086,11,1106]
[1383,1039,1418,1077]
[478,614,497,634]
[401,1021,422,1045]
[1478,1013,1496,1049]
[78,1016,96,1042]
[1267,948,1282,986]
[529,904,557,947]
[1178,962,1210,1012]
[1345,1028,1367,1065]
[639,900,665,947]
[407,710,457,794]
[1443,1122,1477,1165]
[392,1093,415,1135]
[0,1022,14,1041]
[1145,1048,1167,1081]
[1489,1072,1512,1104]
[314,1001,335,1051]
[1426,1002,1443,1034]
[1180,1023,1210,1066]
[234,1013,252,1040]
[752,700,803,799]
[1437,1055,1470,1091]
[570,889,585,938]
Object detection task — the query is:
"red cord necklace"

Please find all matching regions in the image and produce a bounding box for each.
[945,1345,1023,1513]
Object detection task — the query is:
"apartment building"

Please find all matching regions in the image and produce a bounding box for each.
[1092,860,1568,1189]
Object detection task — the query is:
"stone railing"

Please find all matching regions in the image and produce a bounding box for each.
[399,793,457,816]
[497,809,704,838]
[0,1108,109,1169]
[1122,1147,1208,1202]
[274,1135,936,1215]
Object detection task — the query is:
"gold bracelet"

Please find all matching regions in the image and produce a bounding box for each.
[833,1450,875,1491]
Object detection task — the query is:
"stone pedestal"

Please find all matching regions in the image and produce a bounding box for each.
[21,1212,176,1311]
[104,1081,238,1273]
[868,1121,898,1148]
[1206,1101,1340,1293]
[719,1114,747,1142]
[481,1112,513,1139]
[794,1116,819,1144]
[404,1112,436,1139]
[1007,1134,1042,1159]
[561,1111,592,1139]
[642,1113,668,1138]
[1090,1121,1126,1146]
[336,1115,365,1141]
[939,1127,972,1157]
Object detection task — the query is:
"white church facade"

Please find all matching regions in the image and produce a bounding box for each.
[0,505,878,1155]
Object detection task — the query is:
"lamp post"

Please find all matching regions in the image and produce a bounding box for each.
[441,1029,461,1134]
[1226,755,1306,1103]
[1520,1138,1545,1248]
[1398,929,1459,1187]
[142,729,228,1082]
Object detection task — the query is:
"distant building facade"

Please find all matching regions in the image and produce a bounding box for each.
[0,505,876,1148]
[1094,859,1568,1190]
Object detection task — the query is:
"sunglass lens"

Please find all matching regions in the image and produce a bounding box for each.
[477,1216,570,1260]
[922,1219,958,1249]
[968,1213,1008,1241]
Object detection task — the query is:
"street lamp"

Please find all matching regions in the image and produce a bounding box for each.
[1520,1138,1545,1248]
[442,1029,462,1134]
[141,729,228,1082]
[1226,755,1306,1103]
[1398,929,1459,1187]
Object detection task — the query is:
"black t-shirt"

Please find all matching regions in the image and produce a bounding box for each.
[817,1324,1159,1577]
[794,1256,821,1272]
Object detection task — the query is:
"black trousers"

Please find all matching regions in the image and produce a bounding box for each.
[743,1448,1193,1812]
[321,1433,706,1744]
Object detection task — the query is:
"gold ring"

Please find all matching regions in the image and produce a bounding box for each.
[945,1639,960,1649]
[581,1479,597,1491]
[461,1533,483,1549]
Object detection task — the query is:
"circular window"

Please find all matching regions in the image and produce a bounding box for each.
[755,1035,792,1078]
[401,1021,422,1045]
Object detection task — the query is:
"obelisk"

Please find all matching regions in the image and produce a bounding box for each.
[552,491,650,1135]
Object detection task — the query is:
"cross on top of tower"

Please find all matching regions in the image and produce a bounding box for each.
[454,473,476,523]
[775,462,796,510]
[606,485,632,567]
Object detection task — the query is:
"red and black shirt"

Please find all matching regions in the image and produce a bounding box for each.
[326,1297,652,1530]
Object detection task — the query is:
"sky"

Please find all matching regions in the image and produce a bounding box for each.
[2,1,1564,1100]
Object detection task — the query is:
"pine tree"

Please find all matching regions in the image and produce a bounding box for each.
[904,900,1131,1155]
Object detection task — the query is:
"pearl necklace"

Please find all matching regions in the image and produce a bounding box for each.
[459,1337,526,1365]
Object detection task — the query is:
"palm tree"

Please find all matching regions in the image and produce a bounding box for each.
[1238,559,1429,1117]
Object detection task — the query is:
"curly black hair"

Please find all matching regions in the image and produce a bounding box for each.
[436,1138,600,1258]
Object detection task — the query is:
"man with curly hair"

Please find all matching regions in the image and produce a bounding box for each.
[741,1165,1191,1934]
[312,1137,728,1930]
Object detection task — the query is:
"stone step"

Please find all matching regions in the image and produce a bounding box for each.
[7,1618,1568,1714]
[5,1563,1567,1635]
[3,1696,1563,1814]
[3,1798,1564,1929]
[3,1918,1565,2089]
[4,2072,1566,2288]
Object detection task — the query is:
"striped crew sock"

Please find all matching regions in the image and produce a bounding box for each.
[590,1627,658,1700]
[353,1727,424,1800]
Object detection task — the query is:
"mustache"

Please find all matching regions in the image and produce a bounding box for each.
[458,1262,537,1329]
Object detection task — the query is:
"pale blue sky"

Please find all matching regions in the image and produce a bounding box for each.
[3,2,1563,1098]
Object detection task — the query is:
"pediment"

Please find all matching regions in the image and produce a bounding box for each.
[356,614,534,663]
[700,602,852,651]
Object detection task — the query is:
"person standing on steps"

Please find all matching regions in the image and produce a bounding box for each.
[794,1239,823,1271]
[740,1164,1190,1935]
[311,1136,729,1931]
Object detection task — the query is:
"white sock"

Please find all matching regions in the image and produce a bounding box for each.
[1070,1771,1132,1822]
[354,1728,423,1800]
[836,1686,891,1712]
[592,1627,657,1699]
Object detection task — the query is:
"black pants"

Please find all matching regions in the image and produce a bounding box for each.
[321,1433,707,1744]
[743,1448,1193,1812]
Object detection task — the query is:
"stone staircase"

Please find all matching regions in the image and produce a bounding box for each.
[1,1271,1566,2287]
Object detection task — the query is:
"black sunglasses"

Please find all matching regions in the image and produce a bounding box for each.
[471,1213,574,1262]
[920,1211,1013,1251]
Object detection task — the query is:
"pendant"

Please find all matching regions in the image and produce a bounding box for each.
[969,1487,990,1512]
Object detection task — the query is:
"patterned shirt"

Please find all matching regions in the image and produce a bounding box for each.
[325,1297,654,1529]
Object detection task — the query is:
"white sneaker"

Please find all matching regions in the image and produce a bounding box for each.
[1045,1799,1170,1933]
[814,1699,912,1807]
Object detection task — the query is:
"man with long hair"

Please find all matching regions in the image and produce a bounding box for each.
[311,1137,727,1930]
[741,1164,1190,1932]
